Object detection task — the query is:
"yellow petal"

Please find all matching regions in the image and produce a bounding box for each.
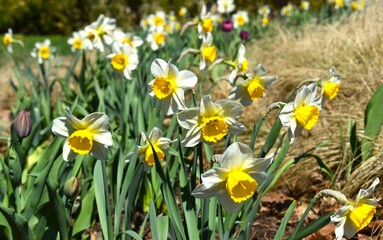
[226,170,257,203]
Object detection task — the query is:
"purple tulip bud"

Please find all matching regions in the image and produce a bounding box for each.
[239,30,250,40]
[221,20,234,32]
[64,176,79,197]
[13,109,31,139]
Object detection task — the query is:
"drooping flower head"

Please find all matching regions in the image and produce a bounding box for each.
[192,142,273,213]
[107,42,139,80]
[228,44,249,83]
[126,127,175,171]
[31,39,56,64]
[232,11,249,29]
[321,67,341,101]
[329,178,379,240]
[279,83,322,142]
[67,30,92,52]
[3,28,24,53]
[229,64,277,106]
[84,14,116,52]
[199,33,217,70]
[217,0,236,14]
[52,108,113,161]
[148,58,198,115]
[177,95,247,147]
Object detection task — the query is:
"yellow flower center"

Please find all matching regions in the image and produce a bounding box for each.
[202,46,217,63]
[68,129,94,155]
[226,170,257,203]
[96,27,105,36]
[111,54,128,71]
[88,31,95,41]
[3,35,11,46]
[236,59,248,73]
[351,2,359,10]
[154,16,164,26]
[336,0,344,7]
[246,77,266,100]
[122,37,134,48]
[145,144,165,166]
[152,76,177,99]
[154,32,165,45]
[262,17,269,26]
[295,105,320,130]
[323,81,339,100]
[39,46,51,59]
[200,115,228,143]
[178,9,186,17]
[348,202,376,232]
[73,38,82,49]
[202,18,213,33]
[236,16,246,26]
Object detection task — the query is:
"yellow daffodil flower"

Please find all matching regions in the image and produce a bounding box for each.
[3,28,24,53]
[232,11,249,29]
[148,58,198,115]
[177,95,246,147]
[146,27,168,51]
[31,39,56,64]
[52,108,113,161]
[84,14,116,52]
[321,67,341,101]
[229,64,277,106]
[107,42,139,80]
[229,44,249,83]
[300,1,310,11]
[279,83,322,142]
[199,33,217,70]
[67,30,92,52]
[192,142,273,213]
[281,3,294,17]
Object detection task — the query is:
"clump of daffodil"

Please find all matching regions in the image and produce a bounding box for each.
[148,58,198,115]
[192,142,273,213]
[126,127,175,171]
[107,42,139,80]
[258,5,271,28]
[229,64,277,106]
[84,14,116,52]
[317,178,379,240]
[300,1,310,11]
[112,29,143,53]
[67,30,92,52]
[348,0,365,11]
[227,44,249,84]
[217,0,236,14]
[279,83,322,143]
[232,11,249,29]
[177,95,246,147]
[320,67,341,102]
[31,39,56,64]
[146,27,168,51]
[199,33,217,70]
[52,108,113,161]
[3,28,24,53]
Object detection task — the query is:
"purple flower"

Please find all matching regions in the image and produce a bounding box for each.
[13,109,32,139]
[222,20,234,32]
[239,30,249,40]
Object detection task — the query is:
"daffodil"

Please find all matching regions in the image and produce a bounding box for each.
[126,127,175,171]
[300,1,310,11]
[192,142,273,213]
[232,11,249,29]
[112,29,143,52]
[107,42,139,80]
[148,58,198,115]
[52,108,113,161]
[146,27,167,51]
[217,0,236,14]
[31,39,56,64]
[197,5,215,38]
[279,83,322,142]
[229,64,277,106]
[84,14,116,52]
[148,11,167,30]
[258,5,271,17]
[262,17,269,28]
[177,95,247,147]
[348,0,365,11]
[281,3,294,17]
[199,33,217,70]
[330,178,379,240]
[178,7,188,18]
[67,30,92,52]
[321,67,341,101]
[228,44,249,84]
[3,28,23,53]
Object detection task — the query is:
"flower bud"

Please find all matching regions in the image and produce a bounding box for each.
[63,176,79,197]
[13,109,31,139]
[221,20,234,32]
[239,30,249,40]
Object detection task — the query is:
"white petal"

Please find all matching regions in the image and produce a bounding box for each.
[217,100,244,119]
[200,167,229,189]
[279,103,294,127]
[217,190,244,213]
[183,125,202,147]
[148,127,163,142]
[93,131,113,146]
[177,108,199,129]
[343,218,357,239]
[84,112,110,131]
[65,108,85,129]
[334,219,346,240]
[52,117,69,137]
[176,70,198,89]
[355,178,379,202]
[151,58,168,77]
[91,142,109,160]
[220,142,252,170]
[171,88,186,111]
[63,140,77,162]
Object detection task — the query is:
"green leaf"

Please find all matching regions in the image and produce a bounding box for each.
[156,216,169,240]
[274,200,296,240]
[72,187,95,237]
[292,212,332,239]
[259,119,282,158]
[0,204,35,240]
[149,201,159,240]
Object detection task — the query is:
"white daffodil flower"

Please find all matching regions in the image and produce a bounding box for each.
[177,95,247,147]
[199,33,217,70]
[281,3,294,17]
[228,44,249,84]
[112,29,143,52]
[84,14,116,52]
[192,142,273,213]
[52,108,113,161]
[31,39,56,64]
[197,5,214,39]
[107,42,139,80]
[3,28,24,53]
[67,30,92,52]
[258,5,271,17]
[279,83,322,143]
[146,27,167,51]
[330,178,379,240]
[232,11,249,29]
[126,127,176,171]
[147,11,167,30]
[217,0,236,14]
[321,66,341,101]
[300,1,310,11]
[148,58,198,115]
[229,64,277,106]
